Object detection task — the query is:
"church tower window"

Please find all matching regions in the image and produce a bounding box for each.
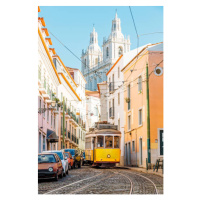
[118,46,123,57]
[106,47,109,58]
[84,59,87,68]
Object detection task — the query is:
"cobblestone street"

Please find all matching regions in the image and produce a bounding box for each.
[38,166,163,194]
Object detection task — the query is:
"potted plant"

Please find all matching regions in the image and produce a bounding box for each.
[125,97,130,103]
[53,97,60,103]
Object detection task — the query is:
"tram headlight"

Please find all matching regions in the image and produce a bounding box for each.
[107,154,111,158]
[48,167,53,172]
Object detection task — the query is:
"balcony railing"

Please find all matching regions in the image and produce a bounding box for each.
[109,107,114,118]
[109,82,114,93]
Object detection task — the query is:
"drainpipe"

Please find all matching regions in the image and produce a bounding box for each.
[146,62,151,165]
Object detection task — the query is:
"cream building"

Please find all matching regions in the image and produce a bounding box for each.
[81,12,131,91]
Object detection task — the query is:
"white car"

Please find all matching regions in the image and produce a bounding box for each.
[43,150,69,177]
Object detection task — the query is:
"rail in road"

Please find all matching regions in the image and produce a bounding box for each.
[38,166,163,194]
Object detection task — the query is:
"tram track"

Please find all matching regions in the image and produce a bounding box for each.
[119,169,159,194]
[43,171,103,194]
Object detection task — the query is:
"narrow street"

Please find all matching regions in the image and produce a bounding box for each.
[38,166,163,194]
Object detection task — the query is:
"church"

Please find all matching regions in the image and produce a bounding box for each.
[81,12,131,91]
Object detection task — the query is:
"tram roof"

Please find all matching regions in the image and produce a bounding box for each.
[86,129,121,135]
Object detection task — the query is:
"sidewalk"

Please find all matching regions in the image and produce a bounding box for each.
[116,166,163,178]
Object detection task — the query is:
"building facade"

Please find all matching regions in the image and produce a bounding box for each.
[81,12,131,91]
[38,7,87,154]
[122,43,163,168]
[85,90,101,131]
[38,16,61,153]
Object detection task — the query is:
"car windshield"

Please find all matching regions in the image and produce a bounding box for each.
[51,152,63,160]
[38,154,56,163]
[65,153,69,158]
[65,149,75,156]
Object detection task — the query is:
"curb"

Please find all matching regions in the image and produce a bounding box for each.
[115,166,163,178]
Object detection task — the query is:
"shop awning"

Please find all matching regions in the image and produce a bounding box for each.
[47,129,59,143]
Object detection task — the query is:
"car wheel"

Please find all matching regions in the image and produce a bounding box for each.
[55,173,58,181]
[63,168,66,177]
[59,170,64,178]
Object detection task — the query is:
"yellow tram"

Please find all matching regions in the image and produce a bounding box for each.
[85,122,121,167]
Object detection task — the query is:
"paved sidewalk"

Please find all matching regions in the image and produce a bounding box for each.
[116,166,163,178]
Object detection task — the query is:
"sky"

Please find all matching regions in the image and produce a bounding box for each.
[38,6,163,70]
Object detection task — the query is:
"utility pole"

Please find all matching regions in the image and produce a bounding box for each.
[62,97,65,149]
[146,62,151,165]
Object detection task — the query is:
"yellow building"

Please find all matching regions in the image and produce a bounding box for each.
[122,43,163,168]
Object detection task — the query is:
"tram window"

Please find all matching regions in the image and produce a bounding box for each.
[97,136,104,147]
[114,136,120,148]
[105,136,113,148]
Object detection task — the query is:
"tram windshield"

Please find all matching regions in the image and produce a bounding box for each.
[114,136,120,148]
[105,136,113,148]
[97,136,104,148]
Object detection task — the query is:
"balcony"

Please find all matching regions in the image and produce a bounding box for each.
[109,107,114,119]
[109,82,114,94]
[39,87,46,95]
[42,94,50,100]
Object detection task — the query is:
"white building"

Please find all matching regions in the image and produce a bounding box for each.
[85,90,101,131]
[97,81,108,121]
[67,67,87,152]
[106,46,148,165]
[38,17,61,153]
[81,12,131,91]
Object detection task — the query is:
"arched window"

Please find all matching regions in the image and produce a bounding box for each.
[119,46,123,57]
[95,58,98,65]
[106,47,109,58]
[84,59,86,68]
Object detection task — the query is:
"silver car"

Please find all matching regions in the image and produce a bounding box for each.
[43,150,69,177]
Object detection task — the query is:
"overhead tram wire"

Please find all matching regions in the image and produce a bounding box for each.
[126,6,140,82]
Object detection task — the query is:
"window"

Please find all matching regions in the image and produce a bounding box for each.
[138,75,142,92]
[95,58,98,65]
[84,59,87,68]
[106,47,109,58]
[132,141,135,152]
[39,99,41,111]
[43,136,45,151]
[54,117,55,129]
[47,109,49,122]
[118,66,120,78]
[127,84,131,110]
[118,93,120,105]
[44,76,46,89]
[118,119,120,130]
[139,109,142,126]
[51,114,53,126]
[105,136,113,148]
[66,121,68,133]
[114,136,120,148]
[118,47,123,57]
[43,105,45,118]
[61,117,63,134]
[38,63,41,81]
[97,136,104,147]
[128,115,131,131]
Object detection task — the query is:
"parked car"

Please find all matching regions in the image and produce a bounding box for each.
[64,149,82,168]
[38,153,63,181]
[43,150,69,176]
[64,152,74,170]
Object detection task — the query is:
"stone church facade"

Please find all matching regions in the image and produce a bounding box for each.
[81,12,131,91]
